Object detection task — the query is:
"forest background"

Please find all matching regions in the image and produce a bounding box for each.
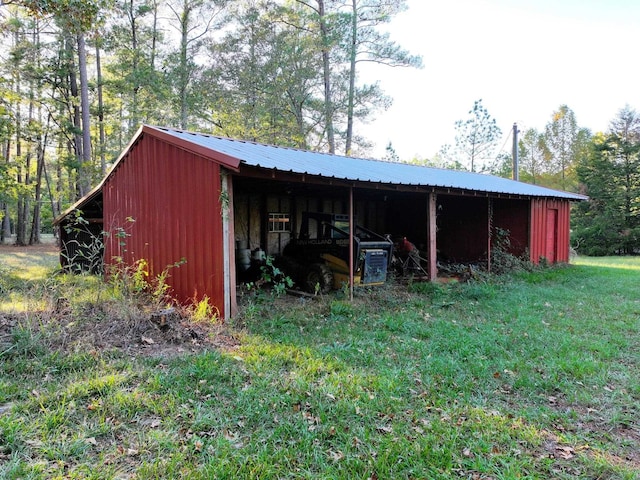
[0,0,638,256]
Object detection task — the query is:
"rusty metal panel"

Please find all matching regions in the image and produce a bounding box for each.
[104,134,226,317]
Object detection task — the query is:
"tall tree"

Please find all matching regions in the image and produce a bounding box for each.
[76,31,91,196]
[20,0,105,197]
[103,0,169,144]
[207,0,338,148]
[544,105,590,191]
[106,0,152,131]
[454,99,502,172]
[0,78,17,244]
[343,0,420,155]
[0,0,428,243]
[574,106,640,255]
[294,0,339,153]
[518,128,550,185]
[166,0,227,129]
[94,37,107,174]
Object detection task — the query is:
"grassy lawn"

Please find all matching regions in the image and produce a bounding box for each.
[0,250,638,479]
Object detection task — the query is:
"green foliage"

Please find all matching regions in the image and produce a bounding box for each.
[101,217,184,307]
[573,106,640,255]
[454,99,502,172]
[22,0,108,33]
[490,227,534,274]
[0,163,21,205]
[544,105,591,192]
[107,255,185,309]
[61,209,105,275]
[0,0,419,243]
[518,127,551,184]
[259,255,294,297]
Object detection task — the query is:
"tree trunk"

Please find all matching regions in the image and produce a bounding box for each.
[55,135,63,219]
[128,0,140,130]
[66,35,84,199]
[151,0,159,70]
[30,142,45,245]
[345,0,357,156]
[29,24,43,245]
[14,27,27,246]
[1,139,11,244]
[96,42,106,175]
[77,32,92,197]
[318,0,335,154]
[179,2,190,129]
[1,204,10,244]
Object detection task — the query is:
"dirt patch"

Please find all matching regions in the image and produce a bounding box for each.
[1,240,239,358]
[0,242,58,254]
[536,400,640,472]
[0,302,240,359]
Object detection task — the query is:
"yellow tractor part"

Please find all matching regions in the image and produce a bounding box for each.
[320,253,361,289]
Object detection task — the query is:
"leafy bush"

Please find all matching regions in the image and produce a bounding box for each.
[246,256,294,297]
[490,227,534,274]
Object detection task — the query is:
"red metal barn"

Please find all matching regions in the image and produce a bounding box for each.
[55,126,586,320]
[101,129,241,318]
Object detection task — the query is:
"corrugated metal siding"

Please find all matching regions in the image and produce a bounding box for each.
[529,198,571,264]
[104,135,225,316]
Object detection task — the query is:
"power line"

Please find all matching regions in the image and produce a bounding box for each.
[494,126,512,161]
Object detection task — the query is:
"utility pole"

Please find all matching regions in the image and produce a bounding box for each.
[512,122,519,181]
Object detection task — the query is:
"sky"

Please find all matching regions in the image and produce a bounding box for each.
[359,0,640,160]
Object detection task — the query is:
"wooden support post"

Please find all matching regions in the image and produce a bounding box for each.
[349,186,354,301]
[222,170,237,319]
[487,198,493,273]
[427,192,437,280]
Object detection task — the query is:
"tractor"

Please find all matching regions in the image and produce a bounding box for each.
[278,212,394,293]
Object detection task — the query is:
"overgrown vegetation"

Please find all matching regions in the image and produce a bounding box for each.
[0,249,638,479]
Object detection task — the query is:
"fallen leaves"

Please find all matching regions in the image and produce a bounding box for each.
[328,449,344,462]
[375,425,393,434]
[555,445,575,459]
[0,402,13,416]
[117,445,139,456]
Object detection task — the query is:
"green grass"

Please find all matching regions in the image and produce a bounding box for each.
[0,252,638,479]
[0,246,60,312]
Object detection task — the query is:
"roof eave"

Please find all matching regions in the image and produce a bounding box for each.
[144,126,241,171]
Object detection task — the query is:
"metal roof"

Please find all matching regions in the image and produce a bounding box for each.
[148,126,587,200]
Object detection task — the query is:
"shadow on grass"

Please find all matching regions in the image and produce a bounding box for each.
[1,251,638,478]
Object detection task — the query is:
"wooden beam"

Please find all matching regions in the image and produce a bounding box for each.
[349,186,354,301]
[427,192,438,280]
[221,170,238,319]
[487,198,493,273]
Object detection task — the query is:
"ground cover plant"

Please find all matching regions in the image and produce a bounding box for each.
[0,246,638,479]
